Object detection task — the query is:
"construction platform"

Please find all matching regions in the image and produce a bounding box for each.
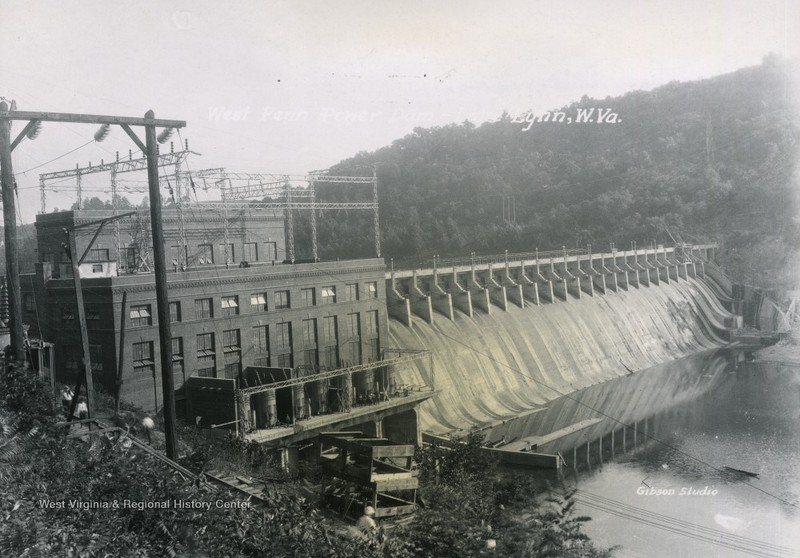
[244,388,435,446]
[318,432,419,519]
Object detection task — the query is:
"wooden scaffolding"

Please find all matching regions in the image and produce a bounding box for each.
[317,432,418,519]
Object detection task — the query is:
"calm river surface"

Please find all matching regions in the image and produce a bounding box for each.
[501,350,800,557]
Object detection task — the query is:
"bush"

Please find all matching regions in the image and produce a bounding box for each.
[0,367,612,557]
[393,434,614,557]
[0,362,54,424]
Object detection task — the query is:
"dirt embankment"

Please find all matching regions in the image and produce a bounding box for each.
[754,325,800,365]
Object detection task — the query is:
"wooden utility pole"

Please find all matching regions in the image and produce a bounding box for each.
[0,106,184,459]
[115,291,128,414]
[0,101,25,363]
[144,110,178,459]
[64,211,136,421]
[66,228,96,418]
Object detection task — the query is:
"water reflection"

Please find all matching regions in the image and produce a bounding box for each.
[487,350,734,459]
[492,350,800,557]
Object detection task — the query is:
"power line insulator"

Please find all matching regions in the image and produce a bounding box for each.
[157,128,174,144]
[94,124,111,142]
[26,121,42,140]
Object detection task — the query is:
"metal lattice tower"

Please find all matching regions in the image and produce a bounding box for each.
[39,157,380,264]
[310,175,318,260]
[39,148,198,264]
[172,154,186,269]
[285,179,295,263]
[39,149,196,211]
[111,165,120,265]
[212,171,379,262]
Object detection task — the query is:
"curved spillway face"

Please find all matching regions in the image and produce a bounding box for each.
[388,277,737,435]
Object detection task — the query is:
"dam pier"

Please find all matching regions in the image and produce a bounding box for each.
[386,244,719,325]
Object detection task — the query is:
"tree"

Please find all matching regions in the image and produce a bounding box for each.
[70,196,134,210]
[316,58,797,289]
[388,434,613,557]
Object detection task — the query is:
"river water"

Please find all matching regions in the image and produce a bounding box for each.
[491,349,800,557]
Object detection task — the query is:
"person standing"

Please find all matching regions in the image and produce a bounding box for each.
[75,397,88,426]
[356,505,377,535]
[60,386,74,417]
[142,417,155,444]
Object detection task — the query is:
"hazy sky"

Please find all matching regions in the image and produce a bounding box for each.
[2,0,798,222]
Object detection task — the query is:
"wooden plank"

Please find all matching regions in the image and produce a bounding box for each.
[374,478,419,491]
[68,426,119,437]
[375,504,417,518]
[319,430,365,438]
[376,493,416,506]
[372,472,413,482]
[372,445,415,458]
[373,458,412,470]
[372,461,412,474]
[120,124,146,152]
[422,432,460,448]
[318,435,389,458]
[204,472,266,504]
[9,119,39,151]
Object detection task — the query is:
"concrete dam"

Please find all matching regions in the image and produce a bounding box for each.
[385,245,742,435]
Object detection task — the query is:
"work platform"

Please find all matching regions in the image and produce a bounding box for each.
[422,433,562,470]
[243,388,435,446]
[186,348,435,451]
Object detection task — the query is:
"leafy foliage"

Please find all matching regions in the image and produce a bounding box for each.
[0,363,612,557]
[70,195,135,211]
[307,56,798,289]
[0,362,54,425]
[0,428,390,557]
[0,367,382,557]
[387,434,613,557]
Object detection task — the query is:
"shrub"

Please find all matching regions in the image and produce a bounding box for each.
[0,362,54,424]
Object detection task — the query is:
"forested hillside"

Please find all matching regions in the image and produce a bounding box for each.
[306,55,798,289]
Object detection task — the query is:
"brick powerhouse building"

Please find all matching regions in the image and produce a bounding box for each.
[22,206,389,414]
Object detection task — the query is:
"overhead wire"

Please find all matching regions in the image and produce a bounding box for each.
[573,489,798,556]
[575,497,791,557]
[16,139,95,176]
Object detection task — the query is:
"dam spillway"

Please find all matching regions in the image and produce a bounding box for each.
[387,251,741,435]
